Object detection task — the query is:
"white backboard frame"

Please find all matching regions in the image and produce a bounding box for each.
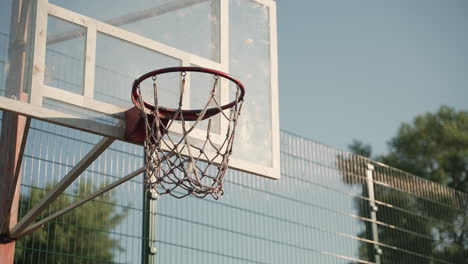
[0,0,280,179]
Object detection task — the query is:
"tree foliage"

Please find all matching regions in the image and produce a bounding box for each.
[379,106,468,192]
[15,181,128,264]
[348,140,372,158]
[341,106,468,263]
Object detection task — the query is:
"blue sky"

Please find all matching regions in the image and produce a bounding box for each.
[277,0,468,155]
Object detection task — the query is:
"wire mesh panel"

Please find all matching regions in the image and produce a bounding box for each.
[154,130,467,264]
[4,113,467,263]
[371,165,468,264]
[13,119,145,264]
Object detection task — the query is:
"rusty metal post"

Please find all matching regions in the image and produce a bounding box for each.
[0,0,32,263]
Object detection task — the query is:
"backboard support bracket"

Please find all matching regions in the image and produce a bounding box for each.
[9,167,145,240]
[1,124,146,241]
[9,135,116,239]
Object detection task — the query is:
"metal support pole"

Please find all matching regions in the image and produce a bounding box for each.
[143,188,159,264]
[11,167,145,239]
[0,1,32,264]
[148,190,159,264]
[0,117,30,236]
[10,136,115,237]
[366,163,381,264]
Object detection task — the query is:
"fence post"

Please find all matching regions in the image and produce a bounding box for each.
[366,163,382,263]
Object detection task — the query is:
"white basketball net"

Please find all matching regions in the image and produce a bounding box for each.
[136,72,243,199]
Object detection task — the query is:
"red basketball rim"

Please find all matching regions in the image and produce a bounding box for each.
[131,67,245,121]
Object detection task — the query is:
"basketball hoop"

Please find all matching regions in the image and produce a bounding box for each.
[125,67,245,199]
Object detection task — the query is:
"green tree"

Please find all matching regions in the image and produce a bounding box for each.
[15,181,128,263]
[348,140,372,158]
[379,106,468,193]
[344,106,468,263]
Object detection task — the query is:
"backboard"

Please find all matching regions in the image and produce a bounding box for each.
[0,0,279,179]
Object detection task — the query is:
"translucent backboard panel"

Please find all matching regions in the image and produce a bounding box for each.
[49,0,221,62]
[94,33,181,108]
[230,0,273,167]
[45,16,86,94]
[0,0,279,179]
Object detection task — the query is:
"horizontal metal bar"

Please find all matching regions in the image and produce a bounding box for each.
[0,96,125,139]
